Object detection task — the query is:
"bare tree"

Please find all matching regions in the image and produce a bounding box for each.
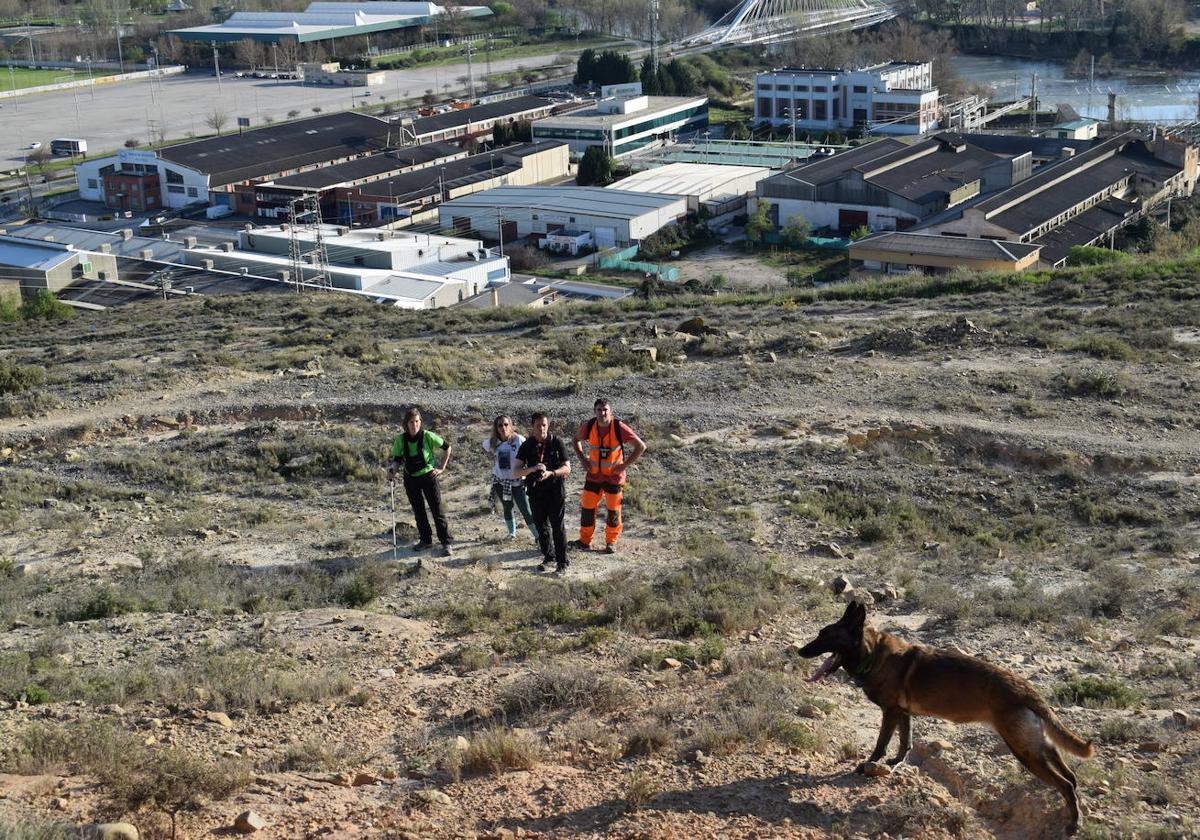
[26,147,52,182]
[204,108,230,135]
[233,37,265,70]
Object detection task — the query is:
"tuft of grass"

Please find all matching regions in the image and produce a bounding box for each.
[461,727,540,775]
[272,737,366,772]
[1096,716,1154,744]
[1056,369,1130,399]
[1069,335,1137,361]
[624,721,673,757]
[623,770,658,812]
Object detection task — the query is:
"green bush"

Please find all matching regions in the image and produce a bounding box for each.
[0,360,44,396]
[1065,245,1128,266]
[66,586,138,622]
[1052,675,1141,708]
[20,290,74,321]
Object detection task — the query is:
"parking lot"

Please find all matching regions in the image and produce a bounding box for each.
[1,52,566,164]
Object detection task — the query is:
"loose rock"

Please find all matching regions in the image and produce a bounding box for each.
[233,811,266,834]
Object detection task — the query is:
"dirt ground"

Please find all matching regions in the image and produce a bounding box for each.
[1,265,1198,839]
[671,242,791,287]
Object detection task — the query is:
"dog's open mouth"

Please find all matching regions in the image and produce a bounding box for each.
[808,653,841,682]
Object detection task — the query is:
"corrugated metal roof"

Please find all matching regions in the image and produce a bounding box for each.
[157,112,394,186]
[411,96,553,137]
[440,186,685,219]
[268,141,462,189]
[851,231,1041,261]
[608,163,769,198]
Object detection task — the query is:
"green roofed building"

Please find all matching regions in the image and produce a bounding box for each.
[169,1,491,44]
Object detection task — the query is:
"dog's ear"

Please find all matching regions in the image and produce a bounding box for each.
[837,601,859,625]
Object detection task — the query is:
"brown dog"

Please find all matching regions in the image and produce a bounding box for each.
[797,602,1094,834]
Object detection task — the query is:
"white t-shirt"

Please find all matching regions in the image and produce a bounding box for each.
[483,434,525,481]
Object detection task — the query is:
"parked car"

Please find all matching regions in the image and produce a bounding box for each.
[24,141,42,150]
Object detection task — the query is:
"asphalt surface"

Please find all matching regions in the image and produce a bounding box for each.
[0,53,566,165]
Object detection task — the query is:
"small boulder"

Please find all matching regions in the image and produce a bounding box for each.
[204,711,234,729]
[233,811,266,834]
[454,735,470,752]
[843,589,874,606]
[352,772,381,787]
[659,658,682,671]
[416,788,452,807]
[829,573,851,594]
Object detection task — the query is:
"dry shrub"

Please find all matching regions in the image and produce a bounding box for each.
[462,727,540,775]
[500,663,630,718]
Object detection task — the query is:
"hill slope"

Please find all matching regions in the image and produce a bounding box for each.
[1,266,1198,838]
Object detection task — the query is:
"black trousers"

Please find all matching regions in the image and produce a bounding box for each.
[403,471,451,545]
[530,489,567,568]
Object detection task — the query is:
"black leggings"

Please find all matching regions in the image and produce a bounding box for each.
[404,471,451,545]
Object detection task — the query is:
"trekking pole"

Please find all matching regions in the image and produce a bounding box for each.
[389,479,398,562]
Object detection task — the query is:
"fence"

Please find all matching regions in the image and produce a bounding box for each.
[371,27,524,59]
[598,245,679,281]
[0,65,186,99]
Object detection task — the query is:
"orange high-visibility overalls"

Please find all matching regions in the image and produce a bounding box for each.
[579,420,626,547]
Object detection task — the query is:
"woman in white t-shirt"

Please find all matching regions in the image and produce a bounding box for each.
[483,415,538,540]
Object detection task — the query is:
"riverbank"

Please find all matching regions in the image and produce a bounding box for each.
[938,21,1200,69]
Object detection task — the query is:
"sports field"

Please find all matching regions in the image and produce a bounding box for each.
[0,66,112,92]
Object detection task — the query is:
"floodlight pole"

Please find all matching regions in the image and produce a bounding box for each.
[212,41,222,94]
[116,21,125,74]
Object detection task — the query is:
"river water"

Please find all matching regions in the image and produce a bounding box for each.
[950,54,1200,123]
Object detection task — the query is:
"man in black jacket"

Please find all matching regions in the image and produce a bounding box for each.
[514,412,571,575]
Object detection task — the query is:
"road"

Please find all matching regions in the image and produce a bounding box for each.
[0,52,567,164]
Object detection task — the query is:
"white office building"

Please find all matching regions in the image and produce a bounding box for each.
[754,62,939,136]
[532,95,709,159]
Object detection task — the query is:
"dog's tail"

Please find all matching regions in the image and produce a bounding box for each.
[1028,694,1095,757]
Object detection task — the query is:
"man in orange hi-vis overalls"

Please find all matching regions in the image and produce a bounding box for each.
[569,397,646,555]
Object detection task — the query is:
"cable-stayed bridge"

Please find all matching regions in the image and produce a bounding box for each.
[681,0,897,46]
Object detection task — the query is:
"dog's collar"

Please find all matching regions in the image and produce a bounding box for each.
[853,652,875,677]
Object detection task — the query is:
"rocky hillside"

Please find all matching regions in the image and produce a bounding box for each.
[1,263,1198,839]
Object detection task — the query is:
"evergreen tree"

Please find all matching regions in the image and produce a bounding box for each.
[576,146,614,186]
[639,55,658,94]
[574,48,597,85]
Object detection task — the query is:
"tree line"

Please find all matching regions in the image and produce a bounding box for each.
[573,48,737,98]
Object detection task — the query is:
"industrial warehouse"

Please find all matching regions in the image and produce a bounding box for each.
[437,186,689,248]
[169,1,491,44]
[754,129,1198,270]
[72,98,557,215]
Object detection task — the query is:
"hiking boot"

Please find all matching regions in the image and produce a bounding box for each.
[536,562,549,573]
[553,564,568,577]
[411,541,433,552]
[602,543,617,555]
[568,539,590,551]
[440,544,453,558]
